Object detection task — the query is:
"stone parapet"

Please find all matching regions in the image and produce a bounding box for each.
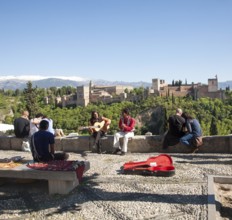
[0,135,232,154]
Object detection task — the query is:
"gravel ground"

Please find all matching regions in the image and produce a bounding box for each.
[0,150,232,220]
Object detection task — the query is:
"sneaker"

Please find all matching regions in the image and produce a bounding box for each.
[120,151,126,156]
[112,148,121,154]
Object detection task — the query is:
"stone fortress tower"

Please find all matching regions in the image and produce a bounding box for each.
[76,85,90,107]
[208,75,218,92]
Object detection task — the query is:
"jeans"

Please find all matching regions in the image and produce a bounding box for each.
[180,133,194,146]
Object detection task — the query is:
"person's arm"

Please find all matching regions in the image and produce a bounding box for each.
[49,134,55,154]
[26,120,30,134]
[186,120,192,133]
[102,116,111,126]
[119,118,123,130]
[89,120,94,134]
[50,143,55,154]
[31,118,41,125]
[123,117,136,132]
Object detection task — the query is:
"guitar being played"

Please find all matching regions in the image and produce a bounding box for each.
[87,111,111,154]
[79,121,109,132]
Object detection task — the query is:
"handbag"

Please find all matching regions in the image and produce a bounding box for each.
[192,136,203,147]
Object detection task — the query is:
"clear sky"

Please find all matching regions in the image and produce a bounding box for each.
[0,0,231,84]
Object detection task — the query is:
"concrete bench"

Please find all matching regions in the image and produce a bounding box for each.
[0,161,90,194]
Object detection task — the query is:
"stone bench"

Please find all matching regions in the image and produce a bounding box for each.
[0,161,90,194]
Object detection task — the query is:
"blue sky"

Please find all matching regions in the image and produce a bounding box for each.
[0,0,231,84]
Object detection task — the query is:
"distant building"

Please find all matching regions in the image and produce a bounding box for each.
[53,82,134,107]
[45,76,225,107]
[151,76,225,99]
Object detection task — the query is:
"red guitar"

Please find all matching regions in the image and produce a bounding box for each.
[123,154,175,176]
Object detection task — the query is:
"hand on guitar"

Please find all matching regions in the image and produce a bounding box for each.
[79,121,110,132]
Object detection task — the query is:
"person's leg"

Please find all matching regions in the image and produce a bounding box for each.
[180,134,193,146]
[95,131,102,153]
[161,130,168,149]
[121,132,134,153]
[162,132,169,149]
[53,152,69,160]
[113,132,122,149]
[113,132,123,154]
[91,132,98,151]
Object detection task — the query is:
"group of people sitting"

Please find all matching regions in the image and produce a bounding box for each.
[162,108,203,152]
[12,107,202,163]
[89,108,135,155]
[13,111,68,162]
[13,108,136,162]
[13,111,55,139]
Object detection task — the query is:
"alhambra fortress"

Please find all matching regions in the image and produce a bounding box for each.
[45,76,225,107]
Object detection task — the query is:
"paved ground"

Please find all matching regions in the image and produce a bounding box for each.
[0,150,232,220]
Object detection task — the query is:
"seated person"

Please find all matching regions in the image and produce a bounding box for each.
[29,113,44,137]
[55,128,65,137]
[162,108,186,149]
[180,112,203,147]
[113,108,135,156]
[30,120,69,162]
[14,110,30,138]
[89,111,111,154]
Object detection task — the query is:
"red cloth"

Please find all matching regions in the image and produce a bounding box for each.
[27,160,85,182]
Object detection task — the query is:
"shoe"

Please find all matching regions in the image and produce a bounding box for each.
[115,150,122,155]
[120,151,126,156]
[97,147,102,154]
[112,148,121,154]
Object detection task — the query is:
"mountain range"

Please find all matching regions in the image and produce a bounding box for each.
[0,78,152,90]
[0,78,231,91]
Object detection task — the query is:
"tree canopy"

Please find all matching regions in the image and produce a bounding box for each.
[1,84,232,136]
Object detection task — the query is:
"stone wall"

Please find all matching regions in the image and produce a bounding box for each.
[0,135,232,154]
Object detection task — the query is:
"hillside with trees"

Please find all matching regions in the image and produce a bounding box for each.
[0,82,232,136]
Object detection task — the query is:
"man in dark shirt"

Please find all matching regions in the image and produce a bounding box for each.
[14,110,30,138]
[30,120,69,162]
[162,108,186,149]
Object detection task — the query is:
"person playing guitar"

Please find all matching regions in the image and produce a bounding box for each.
[89,111,111,154]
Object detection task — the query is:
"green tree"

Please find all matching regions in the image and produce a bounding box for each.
[23,81,40,118]
[210,117,218,135]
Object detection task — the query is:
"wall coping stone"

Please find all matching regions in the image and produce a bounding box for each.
[0,134,231,154]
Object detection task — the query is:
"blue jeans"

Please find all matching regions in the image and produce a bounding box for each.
[180,134,194,146]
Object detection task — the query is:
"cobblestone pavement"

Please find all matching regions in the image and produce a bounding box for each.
[0,150,232,220]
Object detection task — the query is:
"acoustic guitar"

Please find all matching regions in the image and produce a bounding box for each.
[79,121,109,132]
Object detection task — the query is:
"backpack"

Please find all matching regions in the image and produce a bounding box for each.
[192,136,203,147]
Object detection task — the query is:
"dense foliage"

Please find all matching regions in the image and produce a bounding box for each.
[0,83,232,136]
